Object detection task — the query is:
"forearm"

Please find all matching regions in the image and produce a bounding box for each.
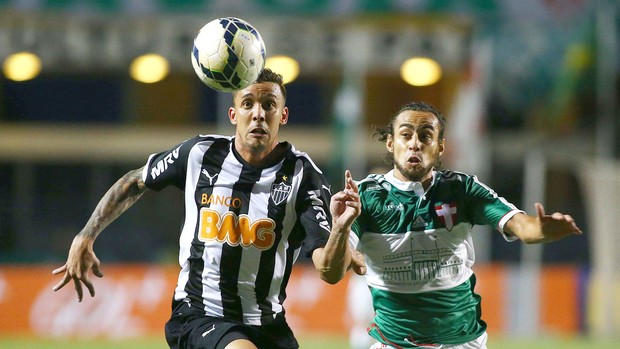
[314,225,352,284]
[79,168,148,240]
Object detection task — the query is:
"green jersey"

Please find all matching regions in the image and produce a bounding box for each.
[351,170,522,347]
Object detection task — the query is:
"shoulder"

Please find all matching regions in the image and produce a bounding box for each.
[288,143,324,175]
[434,170,499,197]
[177,134,233,154]
[194,134,233,145]
[437,170,471,180]
[357,173,388,192]
[434,170,478,185]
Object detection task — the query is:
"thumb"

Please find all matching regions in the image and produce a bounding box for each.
[353,263,367,276]
[535,203,545,219]
[350,250,367,275]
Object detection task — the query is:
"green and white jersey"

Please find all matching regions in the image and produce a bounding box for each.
[350,170,522,347]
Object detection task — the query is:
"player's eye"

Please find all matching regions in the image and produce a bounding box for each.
[420,132,434,142]
[262,101,275,111]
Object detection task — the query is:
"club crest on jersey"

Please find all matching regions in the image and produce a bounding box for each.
[271,182,291,205]
[435,202,457,231]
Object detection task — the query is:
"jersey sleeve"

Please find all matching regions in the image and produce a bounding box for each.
[464,175,523,241]
[297,162,332,256]
[141,137,196,191]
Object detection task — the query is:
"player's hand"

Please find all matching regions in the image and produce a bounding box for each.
[52,234,103,302]
[349,249,367,276]
[535,203,583,241]
[330,170,361,230]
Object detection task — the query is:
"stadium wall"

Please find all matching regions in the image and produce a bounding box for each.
[0,264,593,339]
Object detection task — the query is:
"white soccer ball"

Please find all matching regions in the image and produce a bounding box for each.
[191,17,266,92]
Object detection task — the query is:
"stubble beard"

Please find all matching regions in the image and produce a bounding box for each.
[394,161,433,182]
[393,151,440,182]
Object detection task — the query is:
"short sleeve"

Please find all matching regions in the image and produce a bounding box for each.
[142,137,194,191]
[297,163,332,257]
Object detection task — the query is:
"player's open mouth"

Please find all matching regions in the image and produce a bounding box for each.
[407,155,421,164]
[250,128,267,136]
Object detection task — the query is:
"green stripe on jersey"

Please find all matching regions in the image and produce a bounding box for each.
[368,275,486,347]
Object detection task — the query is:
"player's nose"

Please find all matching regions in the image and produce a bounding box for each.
[252,105,266,121]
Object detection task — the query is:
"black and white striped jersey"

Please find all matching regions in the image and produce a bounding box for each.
[141,134,332,326]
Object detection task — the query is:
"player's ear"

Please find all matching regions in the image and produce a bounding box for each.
[280,107,289,125]
[386,134,394,153]
[228,107,237,125]
[438,138,445,155]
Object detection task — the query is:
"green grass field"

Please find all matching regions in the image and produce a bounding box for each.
[1,334,618,349]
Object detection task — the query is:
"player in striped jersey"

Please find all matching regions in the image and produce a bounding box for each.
[336,101,582,348]
[52,69,364,349]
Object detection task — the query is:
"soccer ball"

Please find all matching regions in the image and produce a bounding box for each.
[191,17,266,92]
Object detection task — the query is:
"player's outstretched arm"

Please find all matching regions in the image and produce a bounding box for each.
[313,170,364,284]
[504,203,583,244]
[52,167,149,301]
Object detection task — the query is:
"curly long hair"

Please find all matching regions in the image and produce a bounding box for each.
[373,101,447,167]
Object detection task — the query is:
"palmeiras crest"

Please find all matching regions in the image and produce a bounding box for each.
[270,182,292,205]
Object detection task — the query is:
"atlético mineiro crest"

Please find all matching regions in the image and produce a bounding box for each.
[435,202,457,231]
[270,182,291,205]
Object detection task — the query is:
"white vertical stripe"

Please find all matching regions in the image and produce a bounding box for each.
[174,141,213,301]
[201,149,240,317]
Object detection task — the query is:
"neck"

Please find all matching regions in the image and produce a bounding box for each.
[235,141,283,167]
[393,168,434,189]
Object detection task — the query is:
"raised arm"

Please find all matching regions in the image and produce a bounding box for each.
[504,203,583,244]
[312,170,365,284]
[52,167,149,301]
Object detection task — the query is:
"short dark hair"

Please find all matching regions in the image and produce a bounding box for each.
[232,68,287,101]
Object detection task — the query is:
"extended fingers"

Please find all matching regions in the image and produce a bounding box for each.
[73,275,84,302]
[92,262,104,278]
[80,274,96,298]
[52,273,71,292]
[52,264,67,275]
[53,264,102,301]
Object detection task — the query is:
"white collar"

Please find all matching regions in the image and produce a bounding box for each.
[384,170,432,197]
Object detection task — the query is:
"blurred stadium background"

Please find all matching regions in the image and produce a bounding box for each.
[0,0,619,348]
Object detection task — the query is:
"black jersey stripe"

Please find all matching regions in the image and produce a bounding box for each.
[184,137,231,307]
[219,161,262,321]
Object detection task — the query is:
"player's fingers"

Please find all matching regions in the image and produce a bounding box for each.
[550,212,564,220]
[346,171,359,193]
[81,275,96,298]
[92,263,104,278]
[345,200,360,209]
[331,190,347,201]
[344,170,352,190]
[52,264,67,275]
[563,215,583,234]
[73,277,84,302]
[52,274,71,292]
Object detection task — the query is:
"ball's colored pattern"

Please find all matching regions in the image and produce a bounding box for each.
[191,17,266,92]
